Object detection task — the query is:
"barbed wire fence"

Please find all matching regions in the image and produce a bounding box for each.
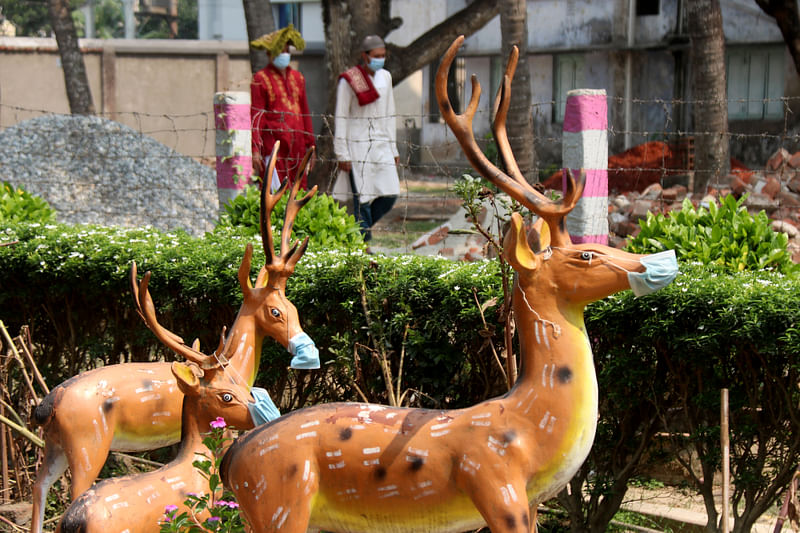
[2,94,800,248]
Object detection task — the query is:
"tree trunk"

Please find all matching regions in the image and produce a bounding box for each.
[48,0,95,115]
[687,0,729,194]
[499,0,536,183]
[313,0,500,190]
[242,0,275,74]
[755,0,800,76]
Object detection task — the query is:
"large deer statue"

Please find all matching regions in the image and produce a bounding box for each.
[219,37,678,533]
[56,359,255,533]
[30,146,319,533]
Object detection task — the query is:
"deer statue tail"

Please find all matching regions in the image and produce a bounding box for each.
[32,387,60,426]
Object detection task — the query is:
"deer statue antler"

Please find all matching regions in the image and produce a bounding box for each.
[240,144,318,292]
[436,35,584,247]
[130,261,216,368]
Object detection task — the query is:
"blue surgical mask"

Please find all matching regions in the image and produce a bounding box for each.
[368,57,385,72]
[247,387,280,426]
[272,52,291,69]
[289,332,320,369]
[628,249,679,297]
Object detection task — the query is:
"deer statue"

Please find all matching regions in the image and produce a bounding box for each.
[30,145,319,533]
[55,359,256,533]
[218,37,678,533]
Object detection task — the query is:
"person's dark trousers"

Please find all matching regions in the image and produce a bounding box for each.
[359,195,397,241]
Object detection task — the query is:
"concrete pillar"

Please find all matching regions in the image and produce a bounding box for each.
[214,91,253,210]
[562,88,609,245]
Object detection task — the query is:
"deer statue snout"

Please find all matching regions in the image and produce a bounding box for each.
[628,249,678,296]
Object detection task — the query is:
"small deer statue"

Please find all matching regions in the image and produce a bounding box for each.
[55,359,255,533]
[218,37,678,533]
[30,145,319,533]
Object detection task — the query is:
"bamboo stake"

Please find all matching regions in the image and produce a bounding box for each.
[19,326,49,395]
[721,388,730,532]
[0,413,44,448]
[1,406,7,503]
[0,322,39,401]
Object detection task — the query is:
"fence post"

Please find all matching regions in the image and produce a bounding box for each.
[562,89,609,245]
[214,91,254,211]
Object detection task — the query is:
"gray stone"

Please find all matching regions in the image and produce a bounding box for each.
[0,114,218,237]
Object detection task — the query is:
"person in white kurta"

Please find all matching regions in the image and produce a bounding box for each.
[334,35,400,242]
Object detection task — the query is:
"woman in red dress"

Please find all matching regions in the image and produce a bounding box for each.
[250,24,315,189]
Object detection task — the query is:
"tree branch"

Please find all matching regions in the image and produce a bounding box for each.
[386,0,500,85]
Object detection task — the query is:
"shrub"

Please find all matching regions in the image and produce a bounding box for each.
[218,186,364,251]
[626,194,798,275]
[0,182,55,224]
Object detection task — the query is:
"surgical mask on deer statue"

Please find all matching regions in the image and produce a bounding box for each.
[247,387,281,426]
[288,332,320,369]
[628,249,679,297]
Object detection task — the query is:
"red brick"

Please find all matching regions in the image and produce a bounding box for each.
[762,176,782,199]
[767,148,791,171]
[787,173,800,194]
[730,176,749,196]
[788,151,800,169]
[778,189,800,207]
[438,247,454,256]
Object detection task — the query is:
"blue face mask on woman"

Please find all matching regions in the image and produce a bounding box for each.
[272,52,291,69]
[368,57,385,72]
[628,249,679,296]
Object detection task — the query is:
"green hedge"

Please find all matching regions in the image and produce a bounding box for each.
[2,223,799,532]
[0,222,508,407]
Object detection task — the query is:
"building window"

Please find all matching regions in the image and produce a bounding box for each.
[636,0,660,16]
[553,54,584,123]
[429,56,465,123]
[273,3,301,30]
[727,47,784,120]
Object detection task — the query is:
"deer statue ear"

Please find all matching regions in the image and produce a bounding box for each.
[503,212,541,274]
[172,361,201,395]
[526,218,550,253]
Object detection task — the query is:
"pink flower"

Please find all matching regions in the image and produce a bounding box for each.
[206,516,221,523]
[210,417,226,429]
[162,504,179,521]
[215,499,239,508]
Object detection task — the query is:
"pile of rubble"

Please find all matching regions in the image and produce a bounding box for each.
[408,146,800,263]
[606,147,800,262]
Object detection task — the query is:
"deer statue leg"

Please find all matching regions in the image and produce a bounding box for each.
[228,451,318,533]
[61,428,114,499]
[529,505,538,533]
[463,475,532,533]
[30,442,68,533]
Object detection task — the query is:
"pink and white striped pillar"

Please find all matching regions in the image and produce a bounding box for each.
[562,89,608,244]
[214,91,254,209]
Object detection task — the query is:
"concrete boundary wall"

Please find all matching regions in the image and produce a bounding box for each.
[0,37,327,160]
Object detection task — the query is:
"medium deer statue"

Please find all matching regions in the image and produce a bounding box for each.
[218,37,678,533]
[56,359,255,533]
[30,145,319,533]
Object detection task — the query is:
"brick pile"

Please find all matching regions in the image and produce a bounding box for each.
[410,146,800,263]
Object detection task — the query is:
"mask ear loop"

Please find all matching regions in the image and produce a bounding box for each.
[211,336,255,395]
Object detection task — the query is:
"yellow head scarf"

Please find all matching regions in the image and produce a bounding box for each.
[250,24,306,57]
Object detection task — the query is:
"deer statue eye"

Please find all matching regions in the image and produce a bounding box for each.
[271,309,281,318]
[581,252,592,260]
[222,393,233,403]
